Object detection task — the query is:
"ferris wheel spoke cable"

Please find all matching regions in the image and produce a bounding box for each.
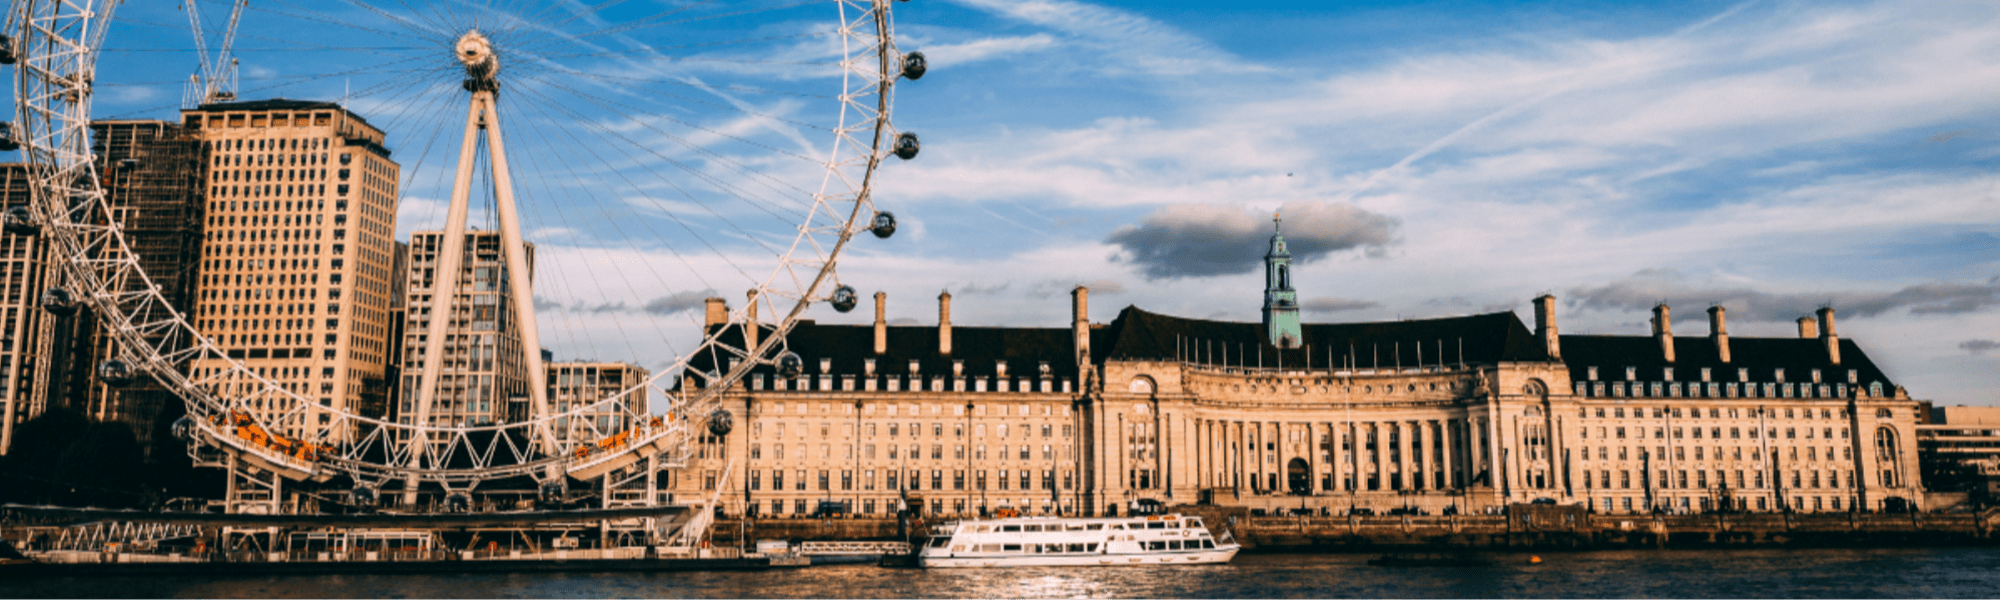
[491,98,663,363]
[513,77,812,240]
[503,88,748,343]
[512,78,800,258]
[506,84,767,287]
[523,70,831,169]
[558,0,832,48]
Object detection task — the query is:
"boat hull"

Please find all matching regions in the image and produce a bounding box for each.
[921,547,1239,568]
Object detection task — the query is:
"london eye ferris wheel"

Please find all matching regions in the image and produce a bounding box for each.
[4,0,924,504]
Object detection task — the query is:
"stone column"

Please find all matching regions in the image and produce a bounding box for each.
[1446,419,1460,490]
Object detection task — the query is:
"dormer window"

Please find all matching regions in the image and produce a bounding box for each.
[1774,368,1786,383]
[864,358,876,376]
[1738,368,1749,382]
[1700,367,1711,382]
[996,362,1008,378]
[909,359,921,373]
[1663,367,1674,381]
[1587,366,1598,381]
[1625,367,1637,381]
[820,358,832,373]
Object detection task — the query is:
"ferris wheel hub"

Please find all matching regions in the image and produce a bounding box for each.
[456,30,498,84]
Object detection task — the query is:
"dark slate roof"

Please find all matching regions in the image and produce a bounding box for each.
[690,305,1564,381]
[193,98,343,112]
[696,319,1104,380]
[1098,306,1550,368]
[1558,334,1895,387]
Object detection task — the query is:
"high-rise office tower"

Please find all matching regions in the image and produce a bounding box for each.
[397,231,533,428]
[0,164,56,455]
[181,100,399,437]
[88,120,206,453]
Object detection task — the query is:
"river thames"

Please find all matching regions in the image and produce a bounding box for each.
[8,548,2000,598]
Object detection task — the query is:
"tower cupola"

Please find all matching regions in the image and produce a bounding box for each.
[1263,212,1303,349]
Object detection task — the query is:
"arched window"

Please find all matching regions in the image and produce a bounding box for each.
[1875,427,1898,461]
[1277,264,1290,289]
[1875,408,1892,419]
[1128,376,1155,395]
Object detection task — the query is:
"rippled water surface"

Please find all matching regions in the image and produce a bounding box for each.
[9,548,2000,598]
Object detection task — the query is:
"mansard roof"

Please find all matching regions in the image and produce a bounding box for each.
[698,320,1109,380]
[1098,306,1552,367]
[1558,334,1897,388]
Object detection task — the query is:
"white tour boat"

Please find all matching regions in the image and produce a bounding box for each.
[918,514,1240,568]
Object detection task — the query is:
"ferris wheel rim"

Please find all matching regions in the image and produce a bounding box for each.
[8,0,911,487]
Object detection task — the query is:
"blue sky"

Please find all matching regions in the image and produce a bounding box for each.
[73,0,2000,406]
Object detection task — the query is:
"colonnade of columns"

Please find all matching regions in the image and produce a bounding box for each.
[1186,414,1502,499]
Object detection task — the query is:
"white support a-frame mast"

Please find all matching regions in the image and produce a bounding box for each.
[405,32,556,482]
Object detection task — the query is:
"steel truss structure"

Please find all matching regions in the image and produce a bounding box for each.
[8,0,916,506]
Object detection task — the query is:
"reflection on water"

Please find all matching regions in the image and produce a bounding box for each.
[9,548,2000,599]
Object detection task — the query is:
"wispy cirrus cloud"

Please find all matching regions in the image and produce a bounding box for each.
[949,0,1255,76]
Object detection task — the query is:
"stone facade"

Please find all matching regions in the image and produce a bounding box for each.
[676,284,1924,519]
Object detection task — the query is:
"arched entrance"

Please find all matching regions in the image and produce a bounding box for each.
[1287,458,1310,494]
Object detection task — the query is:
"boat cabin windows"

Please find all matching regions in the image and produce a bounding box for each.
[927,537,951,548]
[1143,540,1215,551]
[976,525,991,533]
[1085,524,1104,531]
[1108,524,1125,530]
[1146,522,1168,530]
[1024,524,1044,532]
[1000,525,1022,532]
[974,543,1102,554]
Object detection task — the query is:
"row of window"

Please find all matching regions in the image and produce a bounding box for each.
[750,442,1062,462]
[1580,468,1864,490]
[1579,444,1849,463]
[752,421,1069,439]
[1578,380,1881,400]
[1586,366,1861,384]
[1583,405,1850,420]
[1581,425,1850,441]
[744,468,1071,492]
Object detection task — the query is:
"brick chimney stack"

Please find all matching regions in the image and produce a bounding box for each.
[938,291,953,356]
[873,291,888,355]
[1796,315,1818,339]
[744,288,760,350]
[1707,305,1731,364]
[704,297,726,328]
[1533,294,1561,360]
[1817,306,1841,365]
[1652,303,1675,363]
[1072,286,1091,373]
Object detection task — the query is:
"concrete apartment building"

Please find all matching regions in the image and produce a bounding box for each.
[395,231,534,428]
[676,221,1927,518]
[547,361,650,441]
[181,100,401,437]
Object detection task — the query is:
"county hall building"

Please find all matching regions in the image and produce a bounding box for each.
[679,220,1925,518]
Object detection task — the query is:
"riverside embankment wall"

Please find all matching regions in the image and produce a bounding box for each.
[714,506,2000,551]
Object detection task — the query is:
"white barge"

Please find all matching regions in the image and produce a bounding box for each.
[918,514,1239,568]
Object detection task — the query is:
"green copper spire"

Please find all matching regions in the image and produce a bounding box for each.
[1263,211,1302,349]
